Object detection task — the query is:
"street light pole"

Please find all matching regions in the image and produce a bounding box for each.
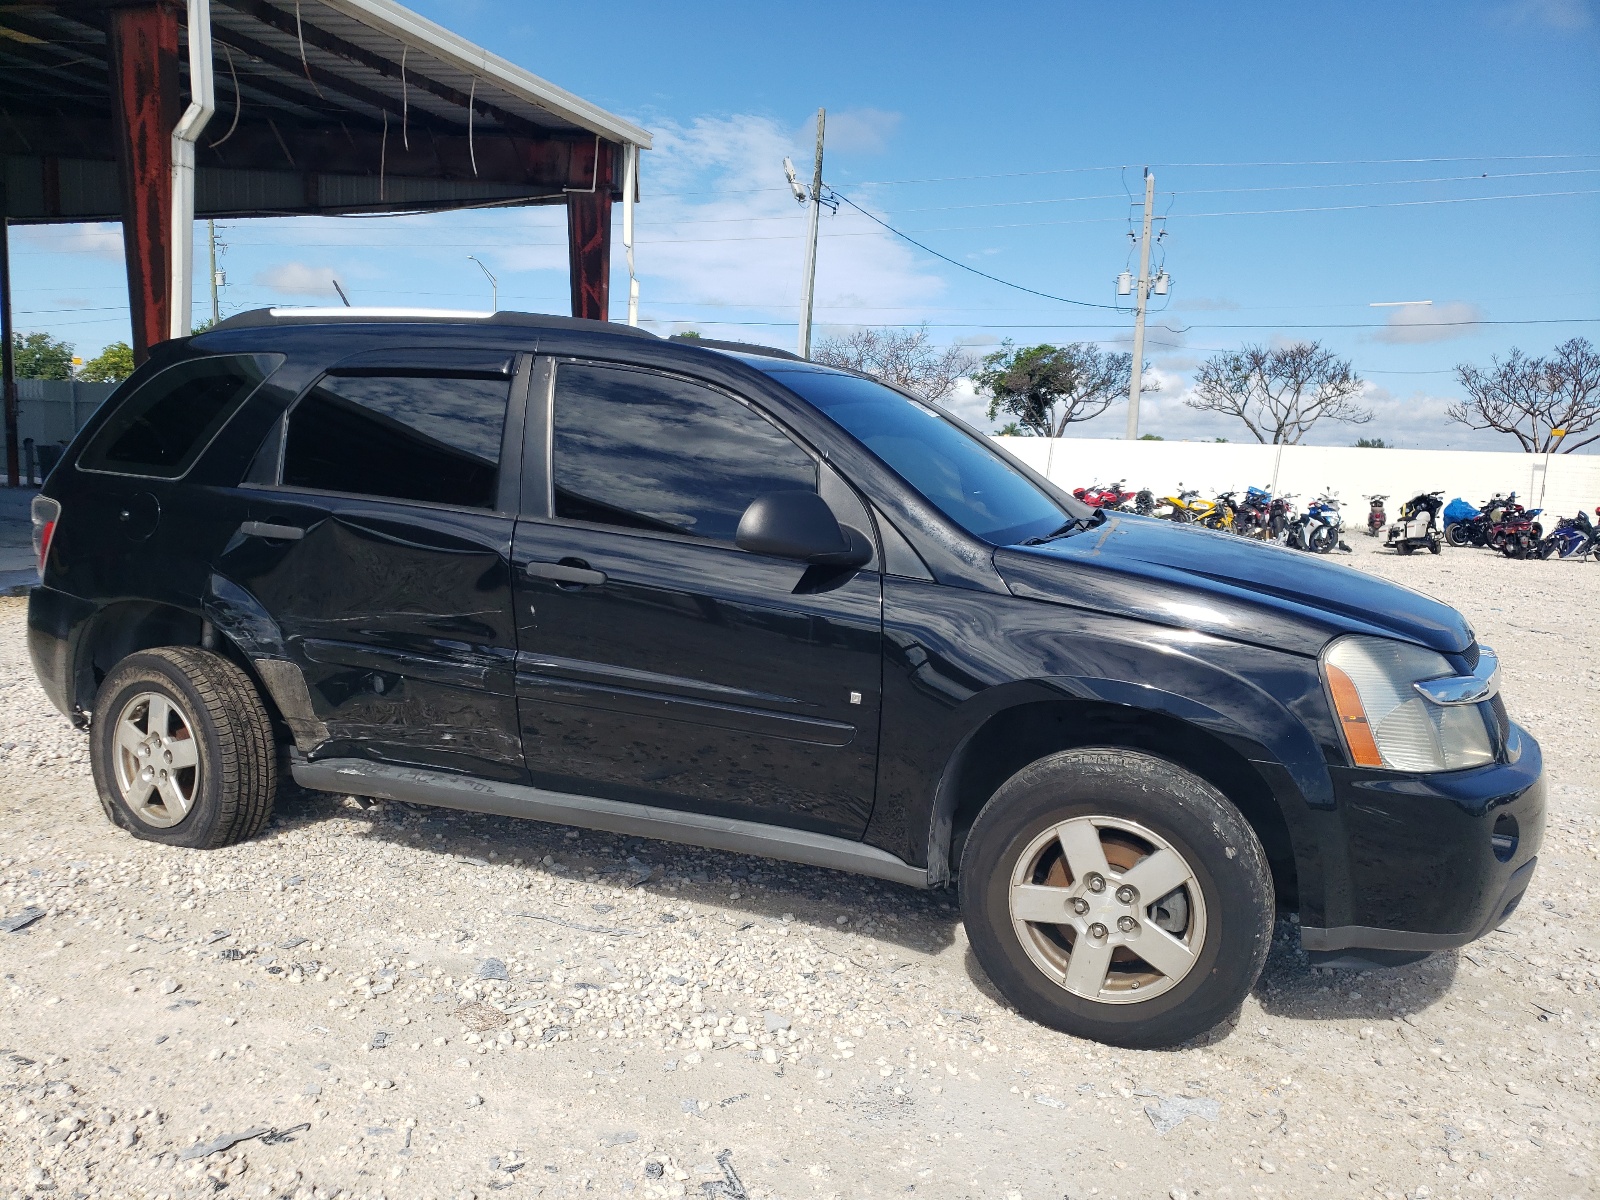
[467,256,498,312]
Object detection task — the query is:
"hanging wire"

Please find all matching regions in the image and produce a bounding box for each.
[400,45,410,150]
[379,108,388,202]
[467,78,478,176]
[208,43,242,149]
[294,1,325,99]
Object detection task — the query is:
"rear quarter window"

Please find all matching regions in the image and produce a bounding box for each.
[77,353,283,478]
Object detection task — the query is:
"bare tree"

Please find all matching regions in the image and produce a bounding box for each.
[973,341,1136,437]
[1448,338,1600,453]
[812,324,977,404]
[1186,342,1370,444]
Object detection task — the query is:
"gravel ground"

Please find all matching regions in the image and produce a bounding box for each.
[1,538,1596,1200]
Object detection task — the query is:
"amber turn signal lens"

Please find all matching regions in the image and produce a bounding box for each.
[1326,662,1384,767]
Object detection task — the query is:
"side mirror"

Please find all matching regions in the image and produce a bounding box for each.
[736,490,871,567]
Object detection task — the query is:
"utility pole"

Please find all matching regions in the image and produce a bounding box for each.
[796,108,826,360]
[206,219,221,325]
[1125,169,1156,440]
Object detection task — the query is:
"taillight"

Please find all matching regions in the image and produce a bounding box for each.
[31,495,60,576]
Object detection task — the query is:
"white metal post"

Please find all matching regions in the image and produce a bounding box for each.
[622,143,639,327]
[797,108,825,359]
[206,219,220,325]
[1124,168,1155,440]
[168,0,215,340]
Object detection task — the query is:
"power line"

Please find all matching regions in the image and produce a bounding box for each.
[827,189,1123,311]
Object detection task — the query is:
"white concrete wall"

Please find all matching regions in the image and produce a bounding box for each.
[994,437,1600,520]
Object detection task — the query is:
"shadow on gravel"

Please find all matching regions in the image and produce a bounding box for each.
[268,784,965,958]
[1251,919,1459,1023]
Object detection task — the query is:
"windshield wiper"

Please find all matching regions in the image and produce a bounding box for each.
[1018,510,1104,546]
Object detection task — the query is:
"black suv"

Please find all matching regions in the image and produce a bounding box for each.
[27,310,1544,1047]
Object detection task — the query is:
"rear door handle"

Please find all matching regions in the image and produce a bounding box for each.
[240,520,306,541]
[525,560,606,586]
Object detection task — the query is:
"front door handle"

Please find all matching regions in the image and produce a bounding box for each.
[526,560,606,586]
[240,520,306,541]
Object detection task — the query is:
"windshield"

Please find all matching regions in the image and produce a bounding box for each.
[765,366,1078,546]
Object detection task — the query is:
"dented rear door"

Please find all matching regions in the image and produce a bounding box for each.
[218,350,529,781]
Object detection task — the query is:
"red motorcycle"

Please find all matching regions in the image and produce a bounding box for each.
[1364,494,1387,537]
[1488,501,1544,555]
[1073,480,1137,509]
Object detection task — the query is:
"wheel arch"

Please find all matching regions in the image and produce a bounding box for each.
[930,683,1318,914]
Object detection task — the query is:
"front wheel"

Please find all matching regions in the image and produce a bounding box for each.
[90,647,277,849]
[959,748,1273,1049]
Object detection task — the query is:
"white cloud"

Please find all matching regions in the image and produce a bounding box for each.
[1371,300,1486,345]
[252,262,345,299]
[1498,0,1594,28]
[18,222,123,261]
[812,108,903,156]
[499,112,948,342]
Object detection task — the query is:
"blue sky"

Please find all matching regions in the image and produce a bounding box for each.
[9,0,1599,448]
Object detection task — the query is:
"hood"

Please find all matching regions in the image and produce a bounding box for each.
[993,514,1473,658]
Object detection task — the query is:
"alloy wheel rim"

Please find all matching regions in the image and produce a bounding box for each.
[112,690,200,828]
[1008,815,1208,1005]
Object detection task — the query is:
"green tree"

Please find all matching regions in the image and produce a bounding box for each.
[995,421,1026,436]
[974,342,1136,437]
[1138,433,1164,441]
[79,341,136,383]
[11,331,74,380]
[1353,437,1389,449]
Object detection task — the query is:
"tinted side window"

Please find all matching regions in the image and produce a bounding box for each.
[78,354,281,478]
[552,363,815,542]
[282,374,509,509]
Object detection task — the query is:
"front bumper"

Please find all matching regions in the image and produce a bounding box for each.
[1299,722,1544,954]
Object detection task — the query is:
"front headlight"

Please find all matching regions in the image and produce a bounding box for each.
[1322,635,1495,772]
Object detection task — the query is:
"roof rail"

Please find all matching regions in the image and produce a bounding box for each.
[671,335,806,362]
[208,308,659,338]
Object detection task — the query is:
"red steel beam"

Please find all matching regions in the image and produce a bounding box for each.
[566,140,615,321]
[108,3,179,364]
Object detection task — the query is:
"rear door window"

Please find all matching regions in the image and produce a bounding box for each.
[551,362,815,542]
[77,353,282,478]
[281,372,511,509]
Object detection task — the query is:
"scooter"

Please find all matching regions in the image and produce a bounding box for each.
[1386,491,1444,555]
[1538,509,1600,560]
[1364,495,1388,537]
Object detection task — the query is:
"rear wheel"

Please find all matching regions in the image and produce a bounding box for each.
[90,647,277,849]
[960,748,1273,1049]
[1445,524,1470,547]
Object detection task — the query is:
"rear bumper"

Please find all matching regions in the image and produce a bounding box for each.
[27,584,94,720]
[1299,723,1544,954]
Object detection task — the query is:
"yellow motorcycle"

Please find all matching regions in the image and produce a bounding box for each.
[1155,487,1209,523]
[1198,491,1238,532]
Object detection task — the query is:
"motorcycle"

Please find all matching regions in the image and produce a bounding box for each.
[1156,487,1211,524]
[1074,480,1137,510]
[1445,493,1513,548]
[1200,492,1238,532]
[1231,486,1275,539]
[1304,491,1348,553]
[1479,499,1541,552]
[1496,506,1544,559]
[1133,487,1156,516]
[1538,509,1600,560]
[1385,491,1444,555]
[1364,494,1388,537]
[1268,493,1296,542]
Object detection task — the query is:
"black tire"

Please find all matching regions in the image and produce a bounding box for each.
[1309,525,1337,554]
[90,647,277,849]
[959,748,1273,1049]
[1397,540,1414,555]
[1445,524,1469,547]
[1428,536,1442,554]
